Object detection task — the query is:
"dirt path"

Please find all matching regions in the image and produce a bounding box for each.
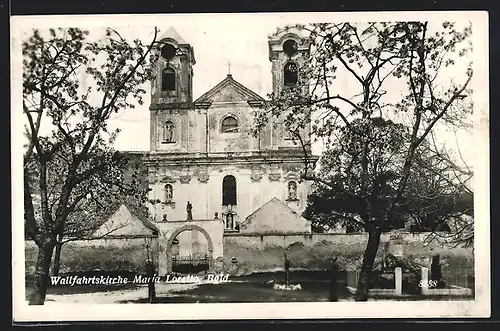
[38,283,199,304]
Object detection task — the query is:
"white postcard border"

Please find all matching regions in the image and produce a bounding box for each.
[11,11,491,321]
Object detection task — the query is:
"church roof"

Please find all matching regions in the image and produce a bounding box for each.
[239,197,311,234]
[194,74,265,105]
[268,26,309,42]
[159,27,188,44]
[92,204,158,238]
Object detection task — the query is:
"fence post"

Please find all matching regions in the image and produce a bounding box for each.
[465,268,468,289]
[421,267,429,295]
[328,260,339,302]
[395,267,402,296]
[146,260,156,303]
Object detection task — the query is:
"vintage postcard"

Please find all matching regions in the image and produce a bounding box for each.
[12,11,490,321]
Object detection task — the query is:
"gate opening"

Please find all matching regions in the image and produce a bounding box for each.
[171,229,210,274]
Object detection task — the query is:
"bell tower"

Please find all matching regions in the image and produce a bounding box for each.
[268,27,311,150]
[151,27,195,106]
[268,27,310,97]
[150,27,196,152]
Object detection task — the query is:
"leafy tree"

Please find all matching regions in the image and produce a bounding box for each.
[50,152,150,276]
[303,118,409,234]
[304,129,474,236]
[26,152,145,276]
[253,21,473,301]
[409,131,474,246]
[23,27,159,305]
[406,139,473,231]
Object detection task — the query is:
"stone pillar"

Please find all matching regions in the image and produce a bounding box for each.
[157,229,169,276]
[421,267,429,295]
[395,267,402,296]
[208,248,214,271]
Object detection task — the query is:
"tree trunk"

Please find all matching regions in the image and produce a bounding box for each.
[29,239,55,305]
[355,228,382,301]
[51,240,63,276]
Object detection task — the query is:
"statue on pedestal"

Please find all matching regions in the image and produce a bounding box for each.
[284,251,290,286]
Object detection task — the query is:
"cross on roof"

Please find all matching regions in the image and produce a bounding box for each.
[227,60,231,75]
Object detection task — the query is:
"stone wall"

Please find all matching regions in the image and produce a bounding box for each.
[220,232,474,276]
[25,232,473,277]
[25,237,159,276]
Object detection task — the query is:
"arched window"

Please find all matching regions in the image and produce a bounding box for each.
[162,67,176,92]
[221,116,239,133]
[222,175,237,206]
[163,120,175,143]
[165,184,173,202]
[284,62,298,86]
[283,39,298,58]
[288,181,297,200]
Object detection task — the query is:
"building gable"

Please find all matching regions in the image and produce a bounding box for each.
[159,27,188,45]
[194,74,265,106]
[92,204,158,238]
[239,197,311,234]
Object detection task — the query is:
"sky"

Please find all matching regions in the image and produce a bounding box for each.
[12,12,489,166]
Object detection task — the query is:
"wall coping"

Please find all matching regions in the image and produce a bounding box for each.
[81,235,158,240]
[157,219,221,224]
[224,231,313,237]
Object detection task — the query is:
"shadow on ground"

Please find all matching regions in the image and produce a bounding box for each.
[119,280,350,303]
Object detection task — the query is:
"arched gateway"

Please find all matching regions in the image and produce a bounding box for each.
[156,219,224,276]
[166,224,214,273]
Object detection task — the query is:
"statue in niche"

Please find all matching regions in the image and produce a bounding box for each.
[186,201,193,220]
[226,213,234,230]
[288,181,297,200]
[163,121,174,143]
[165,184,173,202]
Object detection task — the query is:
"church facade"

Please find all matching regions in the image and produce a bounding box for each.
[144,27,318,274]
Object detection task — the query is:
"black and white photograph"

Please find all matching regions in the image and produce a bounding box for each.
[11,11,490,321]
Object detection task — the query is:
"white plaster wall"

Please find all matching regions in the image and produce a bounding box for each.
[149,164,309,223]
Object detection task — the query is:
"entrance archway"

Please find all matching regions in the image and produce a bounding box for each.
[166,224,214,273]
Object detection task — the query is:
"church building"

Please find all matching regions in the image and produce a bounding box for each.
[144,27,318,274]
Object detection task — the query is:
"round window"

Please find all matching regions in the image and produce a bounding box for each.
[161,43,176,61]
